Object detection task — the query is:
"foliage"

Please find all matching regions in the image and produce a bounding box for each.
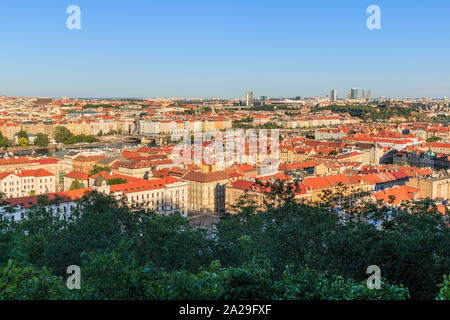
[63,134,99,145]
[107,178,127,185]
[436,275,449,300]
[54,126,73,143]
[0,189,447,300]
[69,179,85,191]
[426,136,442,143]
[89,165,111,176]
[313,104,418,121]
[16,130,28,140]
[0,260,72,300]
[18,137,28,147]
[34,133,50,147]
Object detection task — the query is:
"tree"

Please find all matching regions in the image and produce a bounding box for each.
[437,275,449,300]
[69,179,85,191]
[34,133,50,147]
[0,132,10,148]
[18,137,28,147]
[16,130,28,140]
[329,150,339,156]
[0,190,447,300]
[63,134,99,145]
[54,126,73,143]
[426,136,442,143]
[0,260,72,300]
[107,178,127,185]
[89,165,111,176]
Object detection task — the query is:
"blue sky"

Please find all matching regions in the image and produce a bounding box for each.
[0,0,449,99]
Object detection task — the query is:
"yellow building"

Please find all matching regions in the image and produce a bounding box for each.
[406,176,450,201]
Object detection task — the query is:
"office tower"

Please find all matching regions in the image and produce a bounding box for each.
[443,96,447,103]
[246,92,254,107]
[260,96,267,102]
[367,90,372,100]
[331,89,337,101]
[362,90,366,99]
[350,88,359,100]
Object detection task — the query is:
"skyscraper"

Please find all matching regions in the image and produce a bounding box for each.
[331,89,337,101]
[246,92,254,107]
[362,90,366,99]
[367,90,372,100]
[350,88,359,100]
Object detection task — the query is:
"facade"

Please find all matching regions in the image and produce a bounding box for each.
[331,90,337,101]
[246,92,254,107]
[182,170,230,214]
[406,176,450,201]
[350,88,359,100]
[0,169,56,198]
[64,171,89,190]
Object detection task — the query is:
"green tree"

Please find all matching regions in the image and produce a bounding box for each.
[18,137,28,147]
[436,275,449,300]
[0,260,72,300]
[89,165,111,176]
[16,130,28,140]
[34,133,50,147]
[69,179,85,190]
[0,132,10,148]
[54,126,73,143]
[426,136,442,143]
[107,178,127,185]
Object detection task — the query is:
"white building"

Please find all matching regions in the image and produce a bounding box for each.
[0,169,56,198]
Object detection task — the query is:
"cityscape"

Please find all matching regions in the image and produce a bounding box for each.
[0,0,449,308]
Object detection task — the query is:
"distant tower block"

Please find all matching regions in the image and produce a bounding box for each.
[246,92,254,107]
[331,89,337,101]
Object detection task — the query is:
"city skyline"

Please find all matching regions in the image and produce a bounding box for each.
[0,1,450,98]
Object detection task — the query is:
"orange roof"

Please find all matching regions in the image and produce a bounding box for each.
[373,185,420,205]
[0,169,54,179]
[65,171,89,180]
[6,187,93,209]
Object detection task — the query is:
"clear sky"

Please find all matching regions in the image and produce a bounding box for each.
[0,0,449,99]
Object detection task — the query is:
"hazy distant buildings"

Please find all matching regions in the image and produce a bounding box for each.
[331,90,338,101]
[350,88,359,100]
[260,96,267,102]
[246,92,254,107]
[362,90,366,99]
[367,90,372,100]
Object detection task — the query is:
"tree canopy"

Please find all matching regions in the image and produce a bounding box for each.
[34,133,50,147]
[0,188,447,300]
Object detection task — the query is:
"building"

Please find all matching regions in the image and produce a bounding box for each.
[246,92,254,107]
[72,155,107,173]
[331,90,337,102]
[182,170,230,214]
[393,148,450,171]
[0,169,56,198]
[64,171,89,190]
[107,176,188,216]
[350,88,359,100]
[406,176,450,201]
